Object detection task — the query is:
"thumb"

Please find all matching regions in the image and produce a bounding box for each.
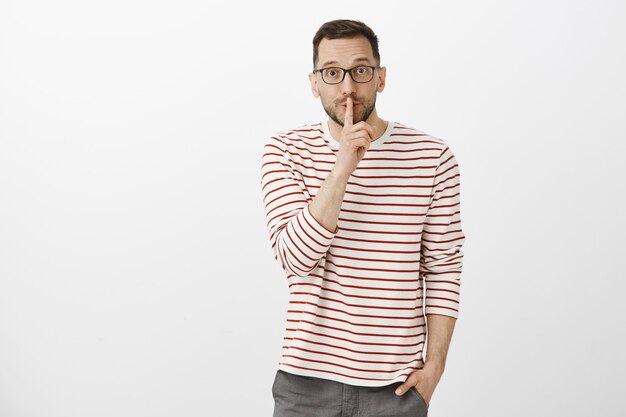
[395,380,415,396]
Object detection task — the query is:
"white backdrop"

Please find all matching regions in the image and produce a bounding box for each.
[1,1,625,416]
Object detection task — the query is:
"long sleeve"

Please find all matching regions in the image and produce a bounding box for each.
[260,135,338,278]
[420,145,466,319]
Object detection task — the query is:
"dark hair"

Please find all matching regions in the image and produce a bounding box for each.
[312,19,380,69]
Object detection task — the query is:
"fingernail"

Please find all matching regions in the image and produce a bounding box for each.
[395,388,402,395]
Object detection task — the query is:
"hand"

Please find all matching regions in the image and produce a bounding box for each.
[332,96,377,179]
[394,362,444,407]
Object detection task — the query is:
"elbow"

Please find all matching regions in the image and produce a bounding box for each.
[277,244,321,277]
[273,229,322,277]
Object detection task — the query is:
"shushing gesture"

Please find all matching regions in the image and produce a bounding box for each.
[333,96,377,179]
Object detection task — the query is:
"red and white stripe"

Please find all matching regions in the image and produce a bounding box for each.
[260,120,465,387]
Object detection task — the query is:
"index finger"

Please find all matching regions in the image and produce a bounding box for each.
[344,96,353,128]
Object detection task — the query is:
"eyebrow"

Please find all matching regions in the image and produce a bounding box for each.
[319,57,372,68]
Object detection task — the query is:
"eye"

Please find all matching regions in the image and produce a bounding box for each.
[355,66,368,74]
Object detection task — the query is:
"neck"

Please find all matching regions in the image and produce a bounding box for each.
[327,108,388,142]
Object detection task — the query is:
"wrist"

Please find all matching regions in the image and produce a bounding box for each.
[330,167,350,182]
[424,356,446,374]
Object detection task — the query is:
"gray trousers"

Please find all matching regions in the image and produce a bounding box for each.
[272,369,429,417]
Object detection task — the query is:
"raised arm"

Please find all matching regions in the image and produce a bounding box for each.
[260,97,377,278]
[260,136,341,277]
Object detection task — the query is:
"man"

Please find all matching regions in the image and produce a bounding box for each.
[260,19,465,417]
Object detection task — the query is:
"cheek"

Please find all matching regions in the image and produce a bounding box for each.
[323,94,338,107]
[321,96,336,111]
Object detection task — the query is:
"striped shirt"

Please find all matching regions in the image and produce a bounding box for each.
[260,118,465,387]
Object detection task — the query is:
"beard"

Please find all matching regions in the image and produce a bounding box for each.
[322,94,377,127]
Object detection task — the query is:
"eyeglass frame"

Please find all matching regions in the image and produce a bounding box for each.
[312,65,380,85]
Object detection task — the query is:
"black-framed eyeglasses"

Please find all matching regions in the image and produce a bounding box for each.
[312,65,379,85]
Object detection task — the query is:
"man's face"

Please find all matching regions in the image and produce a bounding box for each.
[309,36,386,127]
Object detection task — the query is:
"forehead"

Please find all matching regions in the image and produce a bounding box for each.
[317,36,375,68]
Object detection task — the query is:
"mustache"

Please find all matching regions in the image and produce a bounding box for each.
[338,98,361,105]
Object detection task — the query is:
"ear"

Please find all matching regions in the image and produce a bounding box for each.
[376,66,387,93]
[309,72,320,98]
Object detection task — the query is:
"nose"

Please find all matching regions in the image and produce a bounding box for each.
[340,72,356,95]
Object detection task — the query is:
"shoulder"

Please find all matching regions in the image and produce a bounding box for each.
[391,122,451,153]
[272,122,322,140]
[266,122,325,149]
